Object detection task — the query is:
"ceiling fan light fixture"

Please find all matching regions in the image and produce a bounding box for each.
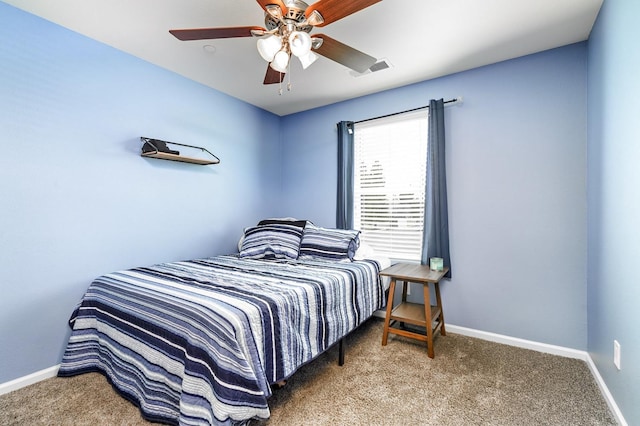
[289,31,312,57]
[298,51,318,69]
[257,35,282,62]
[270,49,290,73]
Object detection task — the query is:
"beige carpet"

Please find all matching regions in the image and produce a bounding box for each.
[0,318,616,425]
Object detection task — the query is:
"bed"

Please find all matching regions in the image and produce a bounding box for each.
[58,221,388,425]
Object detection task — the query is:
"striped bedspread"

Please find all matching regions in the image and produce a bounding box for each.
[58,255,384,425]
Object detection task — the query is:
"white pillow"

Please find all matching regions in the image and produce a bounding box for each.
[353,241,376,260]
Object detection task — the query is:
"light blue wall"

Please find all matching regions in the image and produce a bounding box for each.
[280,44,588,350]
[0,3,281,383]
[587,0,640,424]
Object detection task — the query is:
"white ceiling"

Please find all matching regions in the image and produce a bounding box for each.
[5,0,603,116]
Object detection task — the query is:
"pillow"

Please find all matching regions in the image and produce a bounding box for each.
[353,241,376,260]
[239,223,304,260]
[237,218,311,253]
[299,225,360,262]
[258,218,310,229]
[237,232,245,252]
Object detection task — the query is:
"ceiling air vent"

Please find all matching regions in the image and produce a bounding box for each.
[350,59,392,77]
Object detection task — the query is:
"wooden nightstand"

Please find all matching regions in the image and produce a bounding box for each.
[380,262,449,358]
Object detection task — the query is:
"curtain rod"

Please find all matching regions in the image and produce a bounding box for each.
[354,97,462,124]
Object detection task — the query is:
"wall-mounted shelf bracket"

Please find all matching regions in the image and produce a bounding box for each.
[140,137,220,165]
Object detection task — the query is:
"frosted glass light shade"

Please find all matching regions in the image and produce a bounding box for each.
[298,51,318,69]
[257,35,282,62]
[289,31,312,57]
[270,50,290,73]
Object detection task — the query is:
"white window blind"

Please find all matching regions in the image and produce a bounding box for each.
[353,110,428,262]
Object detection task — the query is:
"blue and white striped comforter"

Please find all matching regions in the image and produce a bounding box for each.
[58,255,384,425]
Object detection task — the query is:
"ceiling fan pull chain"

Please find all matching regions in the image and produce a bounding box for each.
[287,61,292,92]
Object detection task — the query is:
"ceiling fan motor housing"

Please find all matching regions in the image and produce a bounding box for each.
[265,0,313,34]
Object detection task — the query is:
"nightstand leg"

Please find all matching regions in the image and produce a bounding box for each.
[434,281,446,336]
[423,284,434,358]
[381,279,396,346]
[400,280,408,328]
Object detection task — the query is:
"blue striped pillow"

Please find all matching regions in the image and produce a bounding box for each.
[299,225,360,262]
[239,224,304,260]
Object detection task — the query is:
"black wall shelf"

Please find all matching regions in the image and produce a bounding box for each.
[140,137,220,165]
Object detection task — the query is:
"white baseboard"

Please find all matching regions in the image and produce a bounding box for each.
[0,364,60,396]
[584,355,628,426]
[445,324,587,359]
[372,310,387,319]
[0,325,628,426]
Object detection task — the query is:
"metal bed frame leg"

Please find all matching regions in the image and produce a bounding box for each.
[338,338,345,366]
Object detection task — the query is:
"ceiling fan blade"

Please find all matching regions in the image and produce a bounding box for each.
[169,26,265,41]
[264,66,285,85]
[313,34,377,73]
[256,0,288,15]
[306,0,382,27]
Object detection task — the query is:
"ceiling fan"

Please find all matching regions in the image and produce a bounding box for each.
[169,0,382,85]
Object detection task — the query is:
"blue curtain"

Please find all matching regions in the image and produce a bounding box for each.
[422,99,451,277]
[336,121,354,229]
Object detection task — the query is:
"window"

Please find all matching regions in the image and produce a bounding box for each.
[353,110,428,262]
